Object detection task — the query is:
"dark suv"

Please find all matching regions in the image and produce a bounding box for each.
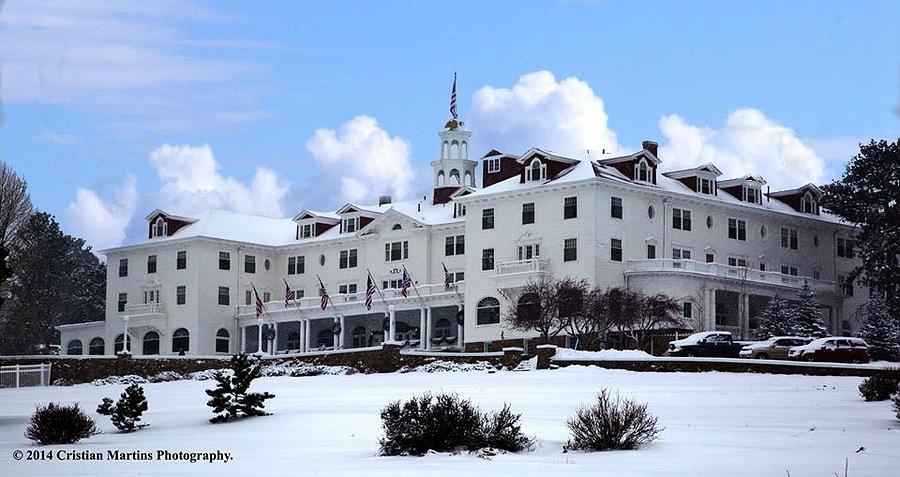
[665,331,745,358]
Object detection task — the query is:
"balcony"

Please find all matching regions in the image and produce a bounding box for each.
[492,258,550,292]
[625,259,838,294]
[122,302,167,317]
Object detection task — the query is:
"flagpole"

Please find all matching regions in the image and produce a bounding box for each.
[403,265,427,307]
[366,268,390,309]
[285,278,306,352]
[316,274,340,349]
[442,262,465,306]
[250,282,266,356]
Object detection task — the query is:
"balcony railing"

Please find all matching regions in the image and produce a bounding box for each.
[626,259,838,293]
[122,302,166,316]
[496,258,549,276]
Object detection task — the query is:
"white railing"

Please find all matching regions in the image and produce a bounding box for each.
[626,259,838,293]
[237,281,464,316]
[122,302,167,316]
[496,258,549,276]
[0,363,52,388]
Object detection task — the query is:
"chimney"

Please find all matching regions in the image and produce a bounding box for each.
[378,195,392,206]
[642,140,658,157]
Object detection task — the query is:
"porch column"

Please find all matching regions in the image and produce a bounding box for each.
[338,316,345,349]
[240,326,246,354]
[255,318,263,356]
[388,305,396,343]
[299,320,306,353]
[425,307,432,350]
[271,322,277,355]
[121,315,131,354]
[304,319,312,352]
[419,307,427,350]
[456,304,464,349]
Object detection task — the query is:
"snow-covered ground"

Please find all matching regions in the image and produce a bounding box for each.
[1,366,898,476]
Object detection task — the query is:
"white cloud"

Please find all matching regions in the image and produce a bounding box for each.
[65,175,137,252]
[658,109,827,190]
[467,71,620,157]
[305,115,415,204]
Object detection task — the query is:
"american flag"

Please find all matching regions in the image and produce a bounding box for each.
[253,285,265,319]
[284,280,294,307]
[442,263,453,288]
[317,276,329,310]
[450,73,458,120]
[365,274,376,311]
[400,268,411,298]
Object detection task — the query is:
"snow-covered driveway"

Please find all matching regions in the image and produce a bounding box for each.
[1,366,898,476]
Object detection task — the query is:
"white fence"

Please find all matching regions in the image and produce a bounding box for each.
[0,363,53,388]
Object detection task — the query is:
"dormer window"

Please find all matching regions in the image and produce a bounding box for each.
[526,159,546,182]
[342,217,359,233]
[454,202,467,218]
[152,218,167,238]
[634,159,651,182]
[299,223,314,238]
[802,192,816,214]
[486,158,500,173]
[745,187,761,204]
[699,178,715,195]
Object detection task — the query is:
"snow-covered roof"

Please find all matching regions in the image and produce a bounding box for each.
[663,162,723,179]
[768,183,824,198]
[126,209,298,250]
[292,209,340,221]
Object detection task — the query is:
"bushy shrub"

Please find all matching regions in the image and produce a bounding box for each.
[97,384,149,432]
[205,354,274,423]
[379,392,532,456]
[858,374,900,401]
[566,389,662,451]
[25,403,100,445]
[893,384,900,420]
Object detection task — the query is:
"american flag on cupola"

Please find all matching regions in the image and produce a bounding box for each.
[450,73,458,120]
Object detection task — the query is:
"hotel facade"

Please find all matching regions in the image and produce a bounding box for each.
[57,108,867,357]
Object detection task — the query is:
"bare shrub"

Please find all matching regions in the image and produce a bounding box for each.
[566,389,662,451]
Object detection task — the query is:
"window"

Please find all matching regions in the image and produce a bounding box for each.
[339,249,358,269]
[802,192,815,213]
[244,255,256,273]
[215,329,230,353]
[611,197,623,219]
[647,244,656,259]
[837,238,855,258]
[522,202,535,224]
[482,208,494,229]
[351,326,368,348]
[383,279,402,290]
[759,262,766,271]
[143,290,159,304]
[338,283,358,295]
[299,223,314,238]
[699,178,714,195]
[176,286,186,305]
[342,217,359,233]
[517,244,540,260]
[486,158,501,173]
[152,218,166,238]
[813,270,821,280]
[728,218,746,241]
[672,208,692,231]
[526,159,546,181]
[172,328,190,353]
[648,205,655,219]
[316,329,334,348]
[706,253,715,263]
[218,286,230,306]
[142,331,159,355]
[118,258,128,277]
[287,256,305,274]
[728,257,747,267]
[385,241,409,261]
[245,290,252,305]
[89,337,104,355]
[219,251,230,270]
[176,251,186,270]
[745,187,760,204]
[147,255,157,274]
[445,235,465,256]
[683,302,693,319]
[454,203,466,218]
[482,248,495,271]
[288,256,296,275]
[673,248,692,260]
[476,297,501,325]
[610,238,623,262]
[564,238,577,262]
[434,319,453,339]
[781,265,799,276]
[781,228,798,250]
[635,160,651,182]
[117,293,127,312]
[564,197,577,219]
[67,340,83,355]
[839,274,854,297]
[114,334,126,354]
[706,215,714,229]
[391,223,402,230]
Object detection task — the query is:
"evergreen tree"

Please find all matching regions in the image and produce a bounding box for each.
[792,281,828,338]
[206,354,275,423]
[857,297,900,361]
[753,296,796,339]
[97,384,149,432]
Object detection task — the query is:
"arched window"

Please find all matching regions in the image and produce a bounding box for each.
[391,223,402,231]
[634,160,650,182]
[434,319,453,339]
[316,329,334,348]
[114,334,126,353]
[89,337,105,355]
[517,293,540,321]
[449,169,460,185]
[802,192,816,214]
[527,159,545,182]
[216,328,230,353]
[450,140,460,159]
[153,217,166,238]
[476,297,501,325]
[437,170,445,186]
[142,331,159,355]
[285,331,302,350]
[172,328,190,354]
[351,326,367,348]
[442,141,449,159]
[462,142,468,159]
[464,172,473,187]
[67,339,83,355]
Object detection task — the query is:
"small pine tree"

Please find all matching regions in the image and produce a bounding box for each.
[206,354,275,423]
[753,296,795,339]
[97,384,149,432]
[791,281,828,338]
[857,297,900,361]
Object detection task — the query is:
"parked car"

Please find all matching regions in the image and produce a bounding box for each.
[665,331,745,358]
[738,336,812,360]
[787,337,870,364]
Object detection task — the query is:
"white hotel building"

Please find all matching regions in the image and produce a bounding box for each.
[57,111,866,357]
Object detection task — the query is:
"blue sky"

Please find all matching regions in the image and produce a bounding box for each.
[1,0,898,251]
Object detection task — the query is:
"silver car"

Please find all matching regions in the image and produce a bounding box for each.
[739,336,811,360]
